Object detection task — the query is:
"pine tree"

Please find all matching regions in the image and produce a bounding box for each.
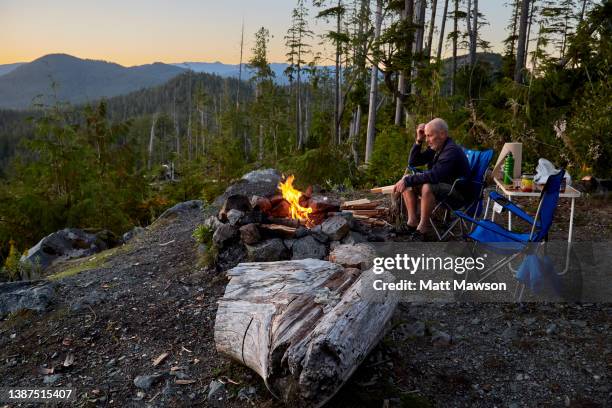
[285,0,314,151]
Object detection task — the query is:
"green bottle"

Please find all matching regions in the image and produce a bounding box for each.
[503,152,514,185]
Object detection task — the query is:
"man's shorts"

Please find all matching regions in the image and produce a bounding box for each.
[415,183,467,209]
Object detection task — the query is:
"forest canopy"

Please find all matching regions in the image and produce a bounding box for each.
[0,0,609,266]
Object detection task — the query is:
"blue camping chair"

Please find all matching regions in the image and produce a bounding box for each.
[455,170,566,287]
[409,148,494,241]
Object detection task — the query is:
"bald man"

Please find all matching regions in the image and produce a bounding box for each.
[393,118,471,241]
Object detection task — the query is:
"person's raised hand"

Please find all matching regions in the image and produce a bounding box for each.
[416,123,426,143]
[393,177,407,194]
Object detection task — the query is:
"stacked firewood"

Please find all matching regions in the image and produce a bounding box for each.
[337,198,390,227]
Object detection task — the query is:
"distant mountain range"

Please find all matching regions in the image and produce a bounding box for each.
[0,55,298,109]
[0,54,187,109]
[173,62,293,82]
[0,53,502,110]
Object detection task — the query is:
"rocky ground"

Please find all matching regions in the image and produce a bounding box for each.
[0,190,611,408]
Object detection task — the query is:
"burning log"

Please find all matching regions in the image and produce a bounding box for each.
[269,194,285,207]
[259,224,297,239]
[307,196,341,215]
[215,259,397,407]
[265,217,301,229]
[251,195,272,213]
[268,200,291,218]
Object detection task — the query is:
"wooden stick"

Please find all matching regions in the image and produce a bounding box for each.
[370,185,395,194]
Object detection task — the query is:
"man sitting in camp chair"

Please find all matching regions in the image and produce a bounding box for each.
[393,118,471,241]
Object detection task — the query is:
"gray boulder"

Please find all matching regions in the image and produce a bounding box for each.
[207,379,227,406]
[158,200,203,220]
[213,224,238,247]
[321,216,350,241]
[246,239,288,262]
[213,169,281,206]
[0,280,56,317]
[328,243,376,270]
[292,236,327,260]
[226,209,244,226]
[342,231,367,245]
[203,215,223,231]
[122,226,146,243]
[134,374,164,390]
[21,228,109,272]
[310,225,329,243]
[239,224,261,245]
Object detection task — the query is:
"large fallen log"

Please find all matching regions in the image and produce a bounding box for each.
[214,259,397,407]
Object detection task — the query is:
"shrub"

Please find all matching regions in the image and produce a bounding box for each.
[366,125,410,186]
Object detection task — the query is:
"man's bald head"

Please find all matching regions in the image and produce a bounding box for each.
[424,118,449,151]
[426,118,449,135]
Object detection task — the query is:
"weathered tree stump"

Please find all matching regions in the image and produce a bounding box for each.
[214,259,397,407]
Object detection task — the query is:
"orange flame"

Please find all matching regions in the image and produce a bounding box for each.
[278,175,313,224]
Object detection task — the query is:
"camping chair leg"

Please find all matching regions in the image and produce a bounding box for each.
[439,218,461,241]
[477,252,523,283]
[514,282,526,302]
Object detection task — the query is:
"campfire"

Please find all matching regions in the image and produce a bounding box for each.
[247,175,341,228]
[212,170,394,268]
[278,175,314,227]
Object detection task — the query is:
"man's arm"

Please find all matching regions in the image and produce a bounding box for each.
[404,148,458,187]
[408,142,436,168]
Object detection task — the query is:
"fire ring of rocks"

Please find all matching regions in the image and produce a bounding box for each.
[203,171,395,270]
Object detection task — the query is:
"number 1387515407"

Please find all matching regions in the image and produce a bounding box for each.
[0,388,76,403]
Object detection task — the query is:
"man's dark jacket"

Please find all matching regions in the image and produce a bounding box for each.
[404,138,472,197]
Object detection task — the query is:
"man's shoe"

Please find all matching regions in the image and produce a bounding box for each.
[410,230,432,242]
[399,224,418,234]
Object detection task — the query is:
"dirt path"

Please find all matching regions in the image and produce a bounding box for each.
[1,196,610,407]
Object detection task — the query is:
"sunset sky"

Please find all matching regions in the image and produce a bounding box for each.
[1,0,511,66]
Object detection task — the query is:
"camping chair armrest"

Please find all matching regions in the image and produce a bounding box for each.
[489,191,541,227]
[455,211,526,243]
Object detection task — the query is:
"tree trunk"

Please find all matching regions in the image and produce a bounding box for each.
[470,0,478,66]
[523,0,536,70]
[297,64,304,150]
[426,0,439,59]
[215,259,397,407]
[147,114,158,170]
[173,86,180,158]
[304,94,310,146]
[394,0,413,126]
[410,0,426,95]
[354,104,362,165]
[509,0,519,58]
[365,0,383,163]
[514,0,530,83]
[579,0,587,22]
[237,20,244,110]
[334,0,342,145]
[436,0,449,62]
[451,0,458,96]
[187,72,192,161]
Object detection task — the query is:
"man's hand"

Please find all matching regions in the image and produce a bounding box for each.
[416,123,426,144]
[393,177,407,193]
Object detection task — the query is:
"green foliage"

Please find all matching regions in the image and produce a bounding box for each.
[192,224,214,246]
[366,125,410,186]
[1,241,21,281]
[277,147,354,187]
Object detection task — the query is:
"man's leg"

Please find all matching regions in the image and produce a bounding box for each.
[418,183,436,232]
[402,189,419,227]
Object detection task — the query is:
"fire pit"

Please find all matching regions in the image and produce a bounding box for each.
[206,169,394,270]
